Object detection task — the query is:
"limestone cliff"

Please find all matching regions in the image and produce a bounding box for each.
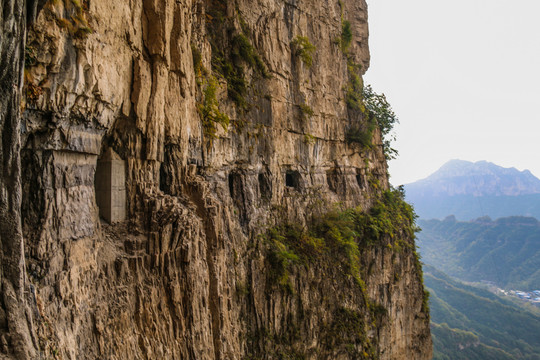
[0,0,431,359]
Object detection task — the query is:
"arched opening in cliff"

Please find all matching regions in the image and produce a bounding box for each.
[95,148,126,224]
[356,169,365,190]
[285,170,302,190]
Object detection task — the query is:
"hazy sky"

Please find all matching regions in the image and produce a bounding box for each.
[364,0,540,185]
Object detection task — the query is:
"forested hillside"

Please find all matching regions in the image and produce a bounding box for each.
[418,216,540,289]
[426,266,540,360]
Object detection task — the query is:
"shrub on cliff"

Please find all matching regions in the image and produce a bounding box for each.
[346,84,399,160]
[363,85,398,159]
[197,76,230,143]
[265,187,418,292]
[292,35,316,67]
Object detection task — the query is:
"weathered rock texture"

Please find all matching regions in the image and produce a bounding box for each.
[0,0,431,358]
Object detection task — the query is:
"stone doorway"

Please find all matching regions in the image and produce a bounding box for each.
[95,148,126,223]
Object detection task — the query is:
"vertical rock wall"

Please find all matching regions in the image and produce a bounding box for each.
[0,0,431,358]
[0,0,46,357]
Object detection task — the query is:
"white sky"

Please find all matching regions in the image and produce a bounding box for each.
[364,0,540,185]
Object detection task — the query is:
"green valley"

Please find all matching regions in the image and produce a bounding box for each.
[425,265,540,359]
[418,216,540,290]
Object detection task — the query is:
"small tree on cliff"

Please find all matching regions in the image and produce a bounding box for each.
[363,85,399,160]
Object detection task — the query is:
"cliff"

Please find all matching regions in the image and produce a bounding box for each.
[0,0,431,359]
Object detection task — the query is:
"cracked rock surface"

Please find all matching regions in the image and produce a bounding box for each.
[0,0,431,358]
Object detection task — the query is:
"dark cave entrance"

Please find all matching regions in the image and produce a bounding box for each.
[285,170,301,190]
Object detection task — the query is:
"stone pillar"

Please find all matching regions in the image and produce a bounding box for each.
[95,148,126,223]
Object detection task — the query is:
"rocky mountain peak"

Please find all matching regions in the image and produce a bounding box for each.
[410,159,540,197]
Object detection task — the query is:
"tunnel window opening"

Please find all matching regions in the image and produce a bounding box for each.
[159,162,168,193]
[95,148,126,224]
[228,173,236,198]
[285,170,301,190]
[356,169,365,190]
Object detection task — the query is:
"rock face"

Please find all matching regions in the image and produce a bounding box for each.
[0,0,431,359]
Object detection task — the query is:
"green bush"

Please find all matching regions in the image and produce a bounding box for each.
[231,34,269,78]
[211,33,270,113]
[322,307,376,357]
[345,79,399,159]
[363,85,399,159]
[265,187,418,290]
[345,121,375,148]
[267,229,300,293]
[197,76,230,143]
[291,36,316,67]
[341,20,353,51]
[338,15,398,159]
[298,103,314,120]
[303,134,316,145]
[191,43,202,76]
[345,61,363,111]
[261,189,420,355]
[212,53,249,111]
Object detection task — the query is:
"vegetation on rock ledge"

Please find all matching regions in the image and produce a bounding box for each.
[341,20,353,52]
[338,13,398,160]
[197,76,230,144]
[344,61,398,159]
[265,186,419,293]
[298,103,314,121]
[258,186,424,357]
[211,32,270,114]
[47,0,93,38]
[291,35,316,68]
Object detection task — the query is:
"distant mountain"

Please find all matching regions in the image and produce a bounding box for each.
[417,216,540,290]
[425,265,540,359]
[404,160,540,220]
[412,160,540,358]
[408,159,540,197]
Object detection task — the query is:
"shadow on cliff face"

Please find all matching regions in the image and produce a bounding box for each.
[229,169,249,228]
